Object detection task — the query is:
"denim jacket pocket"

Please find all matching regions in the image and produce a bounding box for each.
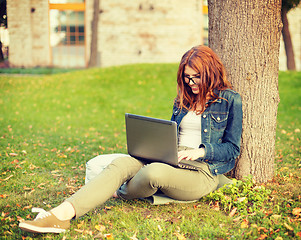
[208,158,236,175]
[210,113,228,132]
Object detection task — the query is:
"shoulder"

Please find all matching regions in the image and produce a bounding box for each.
[219,89,240,97]
[218,89,242,104]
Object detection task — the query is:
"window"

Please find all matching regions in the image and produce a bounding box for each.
[49,1,86,68]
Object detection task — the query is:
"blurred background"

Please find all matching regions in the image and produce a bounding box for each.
[0,0,300,70]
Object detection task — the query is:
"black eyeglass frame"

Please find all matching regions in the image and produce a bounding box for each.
[183,74,201,85]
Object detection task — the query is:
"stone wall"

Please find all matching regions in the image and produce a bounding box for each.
[30,0,50,67]
[7,0,32,68]
[7,0,202,68]
[7,0,50,68]
[86,0,202,67]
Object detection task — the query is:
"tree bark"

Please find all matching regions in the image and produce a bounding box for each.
[88,0,100,67]
[281,7,296,70]
[208,0,282,183]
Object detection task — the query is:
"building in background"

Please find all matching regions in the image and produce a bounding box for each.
[49,1,86,68]
[4,0,300,70]
[6,0,203,68]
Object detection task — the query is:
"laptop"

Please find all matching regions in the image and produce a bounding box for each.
[125,113,202,171]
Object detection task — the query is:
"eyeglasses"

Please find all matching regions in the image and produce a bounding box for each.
[184,74,200,85]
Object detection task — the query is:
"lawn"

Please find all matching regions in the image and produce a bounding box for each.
[0,65,300,239]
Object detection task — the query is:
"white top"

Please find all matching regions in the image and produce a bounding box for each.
[178,111,202,149]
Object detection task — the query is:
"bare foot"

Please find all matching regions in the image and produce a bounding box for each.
[112,192,118,198]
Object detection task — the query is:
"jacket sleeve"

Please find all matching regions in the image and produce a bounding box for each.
[199,92,243,163]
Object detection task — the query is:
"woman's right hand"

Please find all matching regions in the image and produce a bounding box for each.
[178,148,205,162]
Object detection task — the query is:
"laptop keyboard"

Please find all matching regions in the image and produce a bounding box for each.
[178,163,199,170]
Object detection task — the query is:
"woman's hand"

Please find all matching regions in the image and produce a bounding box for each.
[178,148,205,162]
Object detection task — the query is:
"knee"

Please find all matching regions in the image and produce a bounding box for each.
[110,156,138,169]
[139,163,168,185]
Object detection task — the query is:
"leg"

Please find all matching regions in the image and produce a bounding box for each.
[51,201,76,221]
[118,162,218,201]
[65,156,144,217]
[19,156,144,234]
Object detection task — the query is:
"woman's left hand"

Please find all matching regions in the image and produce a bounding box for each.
[178,148,205,162]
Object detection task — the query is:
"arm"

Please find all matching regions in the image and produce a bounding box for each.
[199,92,243,163]
[177,92,243,163]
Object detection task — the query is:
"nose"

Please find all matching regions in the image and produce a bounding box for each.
[188,78,196,85]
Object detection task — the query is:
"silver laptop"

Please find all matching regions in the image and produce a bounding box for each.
[125,113,202,171]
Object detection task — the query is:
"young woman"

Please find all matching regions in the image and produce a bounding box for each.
[19,45,243,233]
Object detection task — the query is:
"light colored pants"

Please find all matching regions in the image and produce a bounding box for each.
[66,149,218,218]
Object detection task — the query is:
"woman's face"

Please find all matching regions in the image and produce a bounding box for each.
[184,66,200,95]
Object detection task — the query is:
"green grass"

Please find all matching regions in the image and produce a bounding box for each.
[0,65,300,239]
[0,67,75,75]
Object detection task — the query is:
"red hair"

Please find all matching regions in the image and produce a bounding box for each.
[176,45,232,113]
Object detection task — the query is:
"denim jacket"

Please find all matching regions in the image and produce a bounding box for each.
[171,89,243,176]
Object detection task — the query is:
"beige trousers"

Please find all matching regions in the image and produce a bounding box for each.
[66,147,218,218]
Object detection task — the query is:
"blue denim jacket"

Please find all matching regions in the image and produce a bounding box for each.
[171,89,243,176]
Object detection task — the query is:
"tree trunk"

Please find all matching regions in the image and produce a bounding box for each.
[0,41,4,61]
[281,7,296,71]
[208,0,282,183]
[88,0,100,67]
